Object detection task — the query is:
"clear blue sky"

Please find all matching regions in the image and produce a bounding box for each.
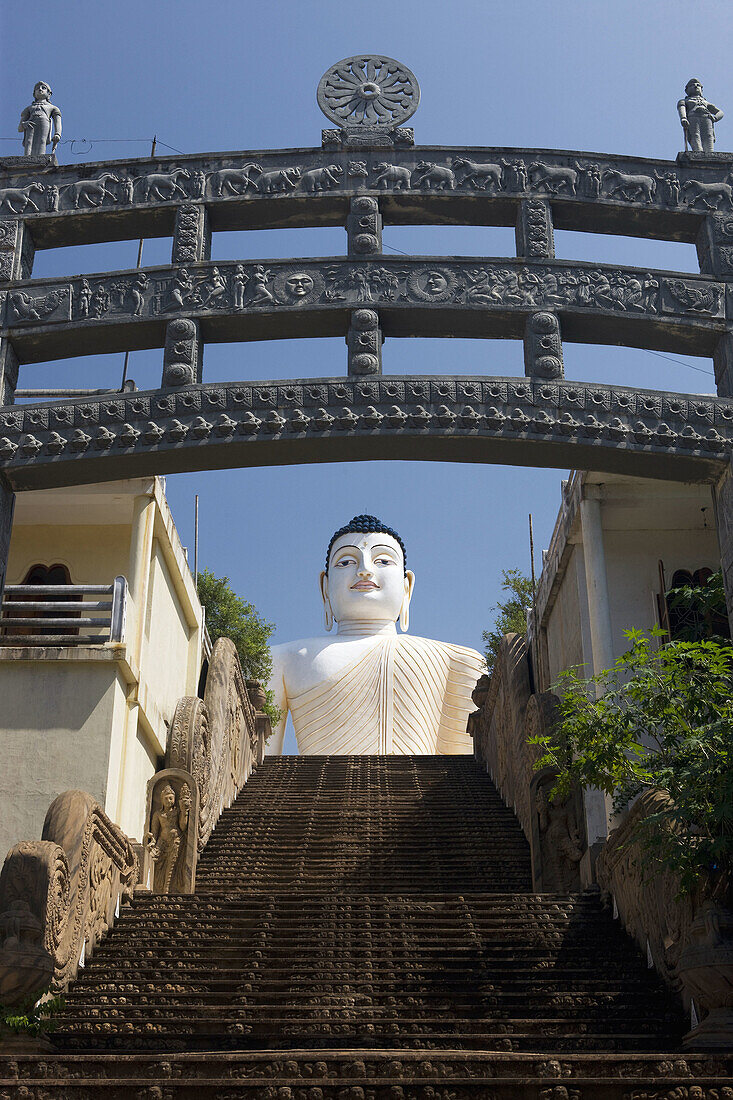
[1,0,729,748]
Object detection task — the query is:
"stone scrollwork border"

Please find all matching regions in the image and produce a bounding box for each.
[0,376,728,491]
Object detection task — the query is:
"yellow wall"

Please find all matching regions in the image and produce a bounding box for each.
[7,525,132,585]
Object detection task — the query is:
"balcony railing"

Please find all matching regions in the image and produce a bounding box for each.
[0,577,127,646]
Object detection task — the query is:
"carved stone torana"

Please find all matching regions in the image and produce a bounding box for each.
[162,318,201,388]
[347,196,382,256]
[524,311,564,379]
[0,790,136,1005]
[144,769,199,894]
[166,637,264,854]
[347,308,382,375]
[516,198,555,259]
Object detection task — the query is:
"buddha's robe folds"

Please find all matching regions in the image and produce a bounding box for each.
[288,635,485,755]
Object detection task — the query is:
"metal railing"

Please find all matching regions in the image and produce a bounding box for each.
[0,576,127,646]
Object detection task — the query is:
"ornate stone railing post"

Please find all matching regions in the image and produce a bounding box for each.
[142,637,263,893]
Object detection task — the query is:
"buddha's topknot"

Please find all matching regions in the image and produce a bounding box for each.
[326,515,406,573]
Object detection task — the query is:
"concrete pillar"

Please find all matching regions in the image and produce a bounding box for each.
[0,474,15,608]
[714,458,733,637]
[579,491,614,676]
[127,490,156,668]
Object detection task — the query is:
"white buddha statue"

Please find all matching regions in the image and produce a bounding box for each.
[266,515,486,756]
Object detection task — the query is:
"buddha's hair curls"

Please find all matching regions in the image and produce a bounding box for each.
[326,515,406,573]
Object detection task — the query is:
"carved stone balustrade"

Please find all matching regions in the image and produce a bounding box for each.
[142,637,267,894]
[0,790,137,1006]
[469,633,584,893]
[596,790,733,1051]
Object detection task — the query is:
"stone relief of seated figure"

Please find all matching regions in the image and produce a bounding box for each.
[266,515,486,756]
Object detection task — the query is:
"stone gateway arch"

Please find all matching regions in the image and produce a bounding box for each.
[1,56,733,625]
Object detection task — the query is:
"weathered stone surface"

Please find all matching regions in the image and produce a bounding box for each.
[0,790,137,1006]
[0,377,726,492]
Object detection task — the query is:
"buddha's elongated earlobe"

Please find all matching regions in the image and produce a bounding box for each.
[320,570,333,632]
[399,570,415,632]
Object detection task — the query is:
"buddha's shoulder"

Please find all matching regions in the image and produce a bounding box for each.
[399,634,485,662]
[271,635,358,667]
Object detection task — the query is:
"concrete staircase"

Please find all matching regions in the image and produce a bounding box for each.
[3,756,731,1096]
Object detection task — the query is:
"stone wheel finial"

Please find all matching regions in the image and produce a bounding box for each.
[317,55,420,128]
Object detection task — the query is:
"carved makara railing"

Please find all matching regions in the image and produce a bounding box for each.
[142,637,267,893]
[0,790,137,1006]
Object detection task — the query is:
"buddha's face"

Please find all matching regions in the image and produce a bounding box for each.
[320,531,415,626]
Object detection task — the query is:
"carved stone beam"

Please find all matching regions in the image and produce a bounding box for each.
[516,198,555,259]
[347,196,382,257]
[524,311,564,380]
[347,309,382,376]
[172,203,211,265]
[162,318,203,388]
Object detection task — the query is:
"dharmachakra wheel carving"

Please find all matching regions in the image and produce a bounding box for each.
[317,55,420,128]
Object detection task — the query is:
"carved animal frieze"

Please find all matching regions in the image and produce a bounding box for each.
[0,183,45,214]
[63,172,120,209]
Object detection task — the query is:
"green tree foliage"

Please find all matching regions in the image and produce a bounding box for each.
[530,628,733,900]
[1,992,64,1037]
[196,568,280,725]
[482,569,534,673]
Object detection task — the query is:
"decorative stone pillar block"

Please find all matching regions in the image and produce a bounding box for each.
[172,203,211,265]
[713,331,733,398]
[347,308,382,376]
[696,214,733,277]
[0,218,34,282]
[0,475,15,608]
[347,196,382,257]
[145,768,199,894]
[0,339,19,407]
[162,318,202,388]
[524,311,564,379]
[516,198,555,259]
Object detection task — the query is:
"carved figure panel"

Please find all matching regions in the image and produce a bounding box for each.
[145,769,198,894]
